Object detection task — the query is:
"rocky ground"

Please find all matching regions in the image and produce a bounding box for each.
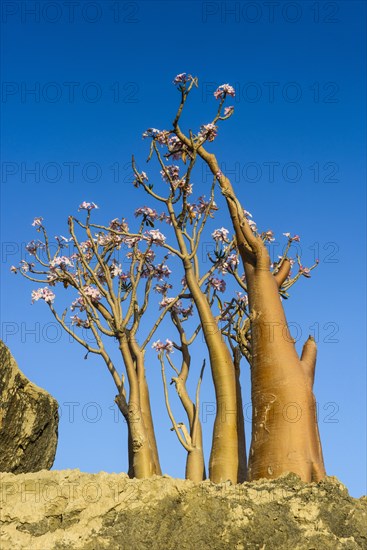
[0,470,366,549]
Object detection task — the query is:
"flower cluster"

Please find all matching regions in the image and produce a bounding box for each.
[161,165,180,183]
[283,233,301,242]
[78,202,98,211]
[70,315,90,329]
[214,84,236,100]
[198,123,218,142]
[135,206,159,221]
[152,339,174,353]
[209,277,226,292]
[49,256,74,270]
[133,171,148,188]
[110,260,123,278]
[217,253,239,274]
[83,285,102,302]
[55,235,70,248]
[109,218,129,232]
[224,106,234,116]
[173,73,192,85]
[261,230,275,242]
[31,287,55,304]
[154,282,172,294]
[26,240,45,255]
[212,227,229,242]
[145,229,166,246]
[32,217,43,227]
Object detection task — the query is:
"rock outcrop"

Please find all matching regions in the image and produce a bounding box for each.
[0,470,366,549]
[0,340,58,473]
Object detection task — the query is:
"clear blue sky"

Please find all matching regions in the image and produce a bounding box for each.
[1,1,366,497]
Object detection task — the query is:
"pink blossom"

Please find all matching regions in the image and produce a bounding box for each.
[154,282,172,294]
[236,292,248,307]
[109,218,129,232]
[160,165,180,183]
[198,123,218,142]
[292,235,301,242]
[70,315,90,329]
[209,278,226,292]
[110,260,122,278]
[71,296,86,312]
[78,202,98,211]
[218,253,239,274]
[248,219,257,233]
[50,256,74,270]
[300,266,311,278]
[212,227,229,242]
[153,263,172,280]
[10,266,18,274]
[26,240,44,255]
[55,235,70,248]
[173,73,192,85]
[32,217,43,227]
[19,260,34,272]
[31,287,55,304]
[133,171,149,188]
[159,297,181,311]
[214,84,236,100]
[152,339,174,353]
[145,229,166,246]
[224,106,234,116]
[135,206,159,221]
[83,285,102,302]
[262,230,275,242]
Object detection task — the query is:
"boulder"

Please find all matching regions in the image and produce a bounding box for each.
[0,470,366,549]
[0,340,58,473]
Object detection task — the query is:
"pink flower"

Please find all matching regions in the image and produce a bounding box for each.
[32,217,43,227]
[262,230,275,242]
[145,229,166,246]
[70,315,90,329]
[26,240,44,255]
[198,123,218,142]
[224,106,234,116]
[31,287,55,304]
[159,297,181,311]
[236,292,248,306]
[292,235,301,242]
[110,260,122,278]
[50,256,74,270]
[154,282,172,294]
[83,285,102,302]
[78,202,98,211]
[209,277,226,292]
[135,206,159,221]
[212,227,229,242]
[214,84,236,100]
[10,266,18,274]
[173,73,192,85]
[153,263,172,280]
[300,266,311,278]
[152,339,174,353]
[160,165,180,183]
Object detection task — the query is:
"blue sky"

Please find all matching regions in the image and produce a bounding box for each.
[1,1,366,497]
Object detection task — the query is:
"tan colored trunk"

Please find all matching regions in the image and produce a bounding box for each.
[128,340,162,475]
[196,150,325,482]
[183,260,239,483]
[167,200,240,483]
[234,348,247,482]
[118,336,160,478]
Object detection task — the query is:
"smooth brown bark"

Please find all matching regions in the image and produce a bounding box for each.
[167,201,240,483]
[195,149,325,482]
[118,335,161,478]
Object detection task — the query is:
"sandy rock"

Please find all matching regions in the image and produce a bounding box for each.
[0,340,58,473]
[0,470,366,549]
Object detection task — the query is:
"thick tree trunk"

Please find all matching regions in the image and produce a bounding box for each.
[118,336,160,478]
[196,150,325,482]
[183,260,239,483]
